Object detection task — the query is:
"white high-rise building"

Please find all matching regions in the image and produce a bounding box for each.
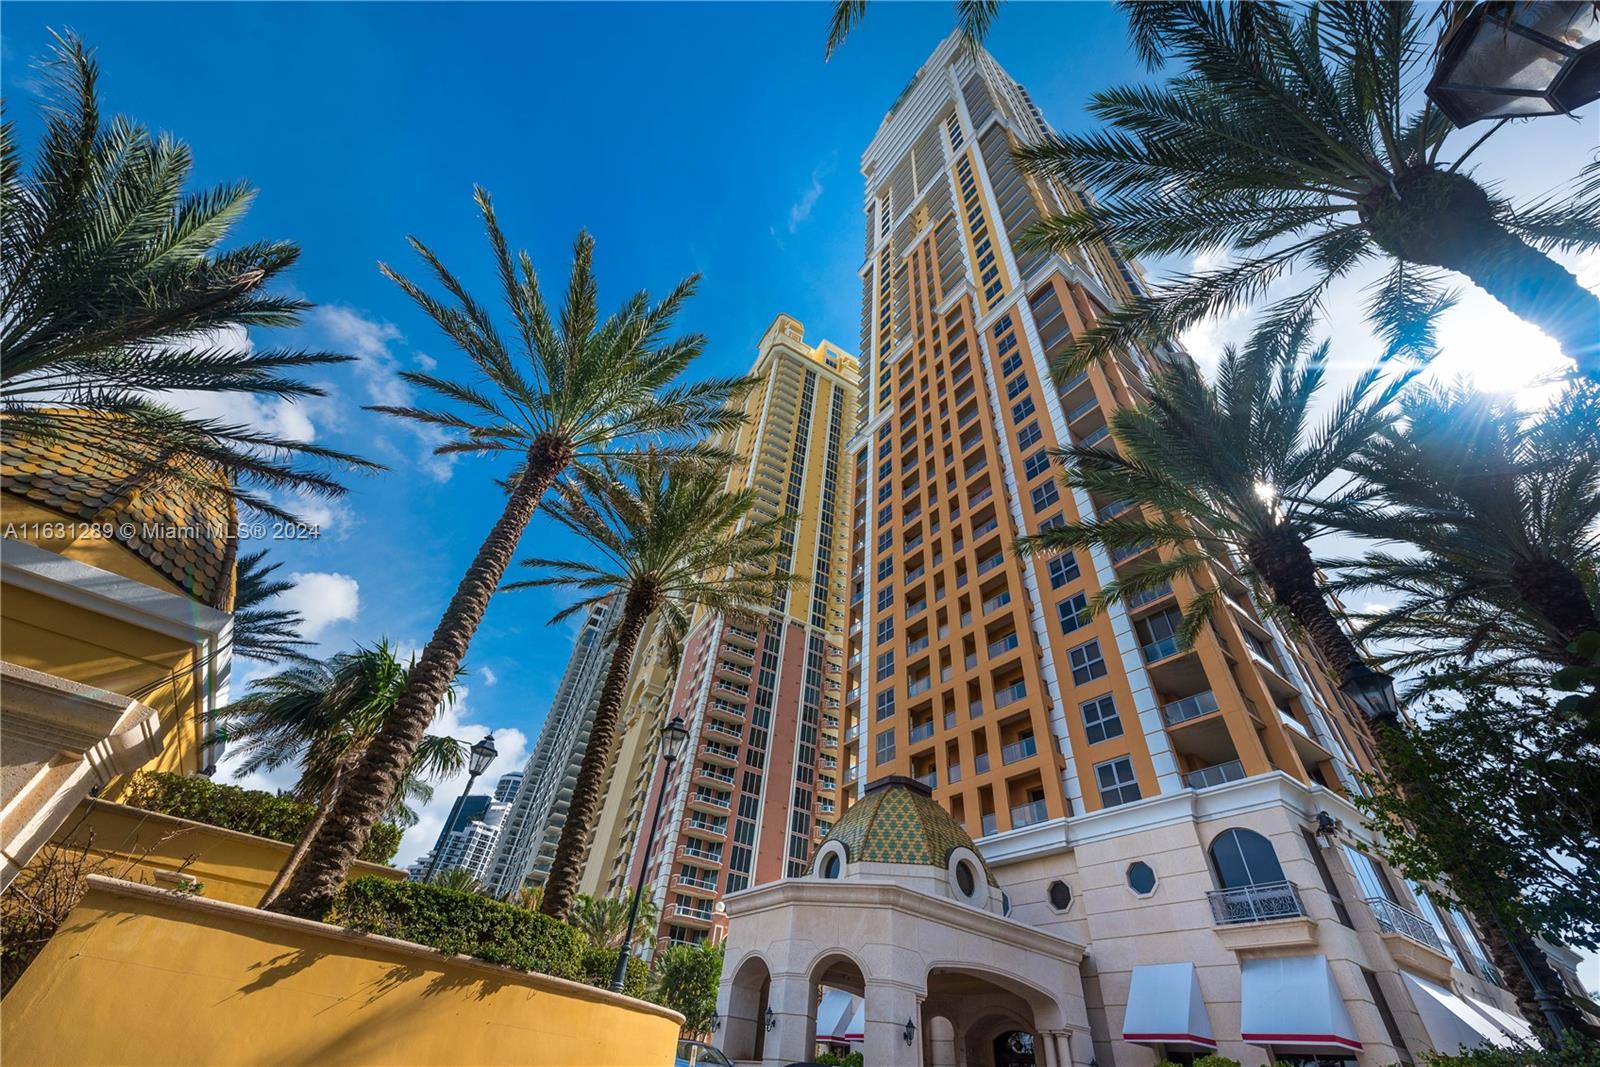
[484,596,624,896]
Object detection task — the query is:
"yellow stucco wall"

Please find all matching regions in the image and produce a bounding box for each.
[51,799,405,907]
[2,877,684,1067]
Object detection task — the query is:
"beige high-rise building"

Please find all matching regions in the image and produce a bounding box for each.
[579,314,859,948]
[712,33,1533,1067]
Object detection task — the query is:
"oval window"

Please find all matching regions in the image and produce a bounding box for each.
[821,852,841,879]
[955,860,977,897]
[1126,861,1156,895]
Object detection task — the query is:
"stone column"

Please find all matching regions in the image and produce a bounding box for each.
[1040,1029,1060,1067]
[928,1015,958,1067]
[865,980,925,1066]
[763,973,816,1067]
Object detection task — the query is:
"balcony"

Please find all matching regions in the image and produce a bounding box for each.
[690,791,732,811]
[695,766,736,787]
[675,873,718,894]
[700,744,738,767]
[1183,760,1245,790]
[1162,689,1221,726]
[948,765,962,784]
[914,770,937,789]
[973,753,991,774]
[909,721,935,744]
[981,813,998,836]
[1010,799,1049,828]
[706,721,741,741]
[987,632,1019,658]
[682,844,723,863]
[717,660,753,679]
[995,680,1027,707]
[1366,897,1445,953]
[908,677,932,698]
[981,590,1012,615]
[1141,635,1182,663]
[672,904,715,926]
[1000,736,1037,765]
[1065,396,1099,423]
[1206,881,1306,925]
[1077,426,1111,449]
[1126,582,1174,611]
[685,818,727,840]
[1112,540,1153,565]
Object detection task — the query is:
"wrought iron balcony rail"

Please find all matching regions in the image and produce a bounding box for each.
[1207,880,1306,925]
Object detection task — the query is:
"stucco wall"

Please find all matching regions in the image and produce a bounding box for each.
[50,799,405,907]
[2,876,683,1067]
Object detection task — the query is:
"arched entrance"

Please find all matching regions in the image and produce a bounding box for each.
[924,968,1051,1067]
[992,1030,1037,1067]
[722,953,770,1063]
[810,952,866,1061]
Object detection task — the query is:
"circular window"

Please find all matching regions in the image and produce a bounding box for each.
[1047,880,1073,911]
[955,860,977,897]
[821,852,841,879]
[1126,861,1157,896]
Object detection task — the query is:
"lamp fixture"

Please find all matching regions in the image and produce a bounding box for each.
[1339,661,1401,725]
[765,1006,777,1032]
[1427,1,1600,126]
[467,734,498,777]
[903,1017,917,1046]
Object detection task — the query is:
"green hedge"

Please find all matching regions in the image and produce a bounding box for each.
[580,946,649,999]
[332,878,587,983]
[122,771,402,865]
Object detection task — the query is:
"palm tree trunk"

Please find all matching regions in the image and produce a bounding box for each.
[1476,908,1600,1042]
[259,765,346,908]
[1510,556,1600,664]
[540,586,655,922]
[269,437,570,919]
[1364,168,1599,378]
[1244,525,1363,679]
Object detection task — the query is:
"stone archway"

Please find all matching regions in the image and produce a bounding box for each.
[809,951,867,1061]
[924,967,1056,1067]
[722,953,770,1064]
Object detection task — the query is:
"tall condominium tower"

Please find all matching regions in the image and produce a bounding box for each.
[484,596,623,897]
[625,314,859,950]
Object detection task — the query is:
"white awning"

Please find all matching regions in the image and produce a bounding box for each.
[1240,955,1362,1054]
[1122,962,1217,1050]
[816,988,863,1043]
[1463,994,1537,1047]
[1400,972,1513,1053]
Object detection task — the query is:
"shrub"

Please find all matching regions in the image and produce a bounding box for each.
[653,941,723,1035]
[1422,1035,1600,1066]
[579,946,648,999]
[122,771,402,864]
[815,1053,864,1067]
[331,877,586,982]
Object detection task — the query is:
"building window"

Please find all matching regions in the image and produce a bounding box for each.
[1047,553,1080,589]
[875,650,895,680]
[875,728,896,766]
[877,586,894,611]
[876,689,896,721]
[1047,880,1073,911]
[1070,639,1108,684]
[1030,482,1060,510]
[876,617,895,643]
[1209,828,1286,889]
[1011,396,1035,421]
[1057,592,1089,634]
[1022,451,1050,480]
[1125,860,1157,895]
[1017,421,1042,449]
[1080,695,1123,744]
[1006,374,1029,400]
[821,852,841,879]
[955,859,978,898]
[1097,756,1141,808]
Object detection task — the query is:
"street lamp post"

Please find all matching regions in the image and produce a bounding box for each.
[422,734,498,884]
[610,715,691,994]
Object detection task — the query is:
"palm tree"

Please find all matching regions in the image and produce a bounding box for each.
[269,195,748,919]
[1015,2,1600,377]
[504,454,794,920]
[825,0,999,58]
[430,868,483,894]
[1,31,377,519]
[230,550,313,664]
[569,892,659,950]
[217,641,464,907]
[1016,314,1405,679]
[1324,383,1600,694]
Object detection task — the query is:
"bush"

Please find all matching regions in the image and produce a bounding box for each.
[653,941,723,1035]
[579,946,648,999]
[815,1053,864,1067]
[332,877,586,982]
[123,771,402,864]
[1422,1035,1600,1066]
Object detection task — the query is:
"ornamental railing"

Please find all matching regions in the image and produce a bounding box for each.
[1206,880,1305,925]
[1366,897,1446,953]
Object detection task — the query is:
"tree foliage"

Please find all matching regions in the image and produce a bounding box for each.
[651,941,723,1036]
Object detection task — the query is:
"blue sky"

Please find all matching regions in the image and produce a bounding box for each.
[4,1,1596,930]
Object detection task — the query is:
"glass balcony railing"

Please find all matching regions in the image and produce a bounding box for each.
[1010,799,1049,827]
[1206,881,1306,925]
[1125,582,1173,610]
[1141,635,1182,663]
[1001,736,1037,764]
[1184,760,1246,789]
[973,753,990,774]
[995,681,1027,706]
[981,813,998,836]
[914,770,937,789]
[909,721,935,743]
[1162,689,1219,725]
[907,677,932,698]
[988,633,1019,657]
[948,765,962,784]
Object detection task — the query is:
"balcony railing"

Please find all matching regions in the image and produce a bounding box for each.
[1001,736,1037,764]
[1011,799,1049,827]
[909,720,935,743]
[673,904,715,923]
[995,681,1027,707]
[1126,582,1174,610]
[675,874,717,892]
[914,770,937,789]
[1206,880,1306,925]
[981,813,998,836]
[1366,897,1446,953]
[908,677,932,698]
[1141,635,1182,663]
[1162,689,1220,726]
[1184,760,1245,790]
[682,845,722,863]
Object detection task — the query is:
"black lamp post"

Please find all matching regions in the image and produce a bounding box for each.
[1428,2,1600,126]
[422,734,498,883]
[610,715,691,994]
[1338,661,1401,726]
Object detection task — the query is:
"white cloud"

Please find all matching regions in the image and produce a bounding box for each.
[278,570,360,639]
[478,665,499,687]
[312,305,456,482]
[788,168,826,234]
[1175,248,1254,370]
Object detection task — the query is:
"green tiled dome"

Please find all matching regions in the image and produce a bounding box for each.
[822,777,997,886]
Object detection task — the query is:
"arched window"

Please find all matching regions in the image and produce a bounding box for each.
[1209,828,1285,889]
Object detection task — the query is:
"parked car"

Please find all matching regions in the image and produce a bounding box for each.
[674,1039,733,1067]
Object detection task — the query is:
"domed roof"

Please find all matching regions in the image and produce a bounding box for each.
[821,776,997,886]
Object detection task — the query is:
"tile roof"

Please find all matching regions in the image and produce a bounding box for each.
[2,416,237,609]
[822,777,997,885]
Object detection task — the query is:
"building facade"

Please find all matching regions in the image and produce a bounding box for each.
[483,596,623,897]
[713,33,1534,1067]
[623,315,859,950]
